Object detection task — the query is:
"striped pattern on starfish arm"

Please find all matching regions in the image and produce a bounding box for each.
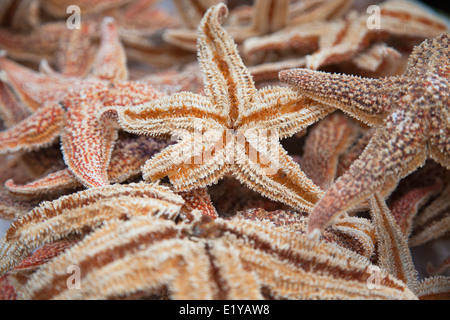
[0,182,184,276]
[102,3,334,212]
[16,211,416,300]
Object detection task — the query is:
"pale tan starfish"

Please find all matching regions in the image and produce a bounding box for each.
[245,0,447,81]
[280,33,450,237]
[0,182,185,276]
[15,210,416,300]
[104,4,333,211]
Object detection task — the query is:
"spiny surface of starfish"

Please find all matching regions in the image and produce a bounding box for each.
[14,210,417,300]
[0,17,162,188]
[0,182,185,276]
[244,0,448,81]
[369,193,450,299]
[105,4,333,211]
[280,32,450,237]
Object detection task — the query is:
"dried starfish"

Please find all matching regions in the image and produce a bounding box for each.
[369,193,450,299]
[16,211,416,300]
[0,17,162,188]
[0,182,184,276]
[389,176,443,237]
[300,113,358,190]
[409,184,450,247]
[104,4,333,211]
[280,33,450,237]
[165,0,352,52]
[0,21,70,66]
[245,0,447,80]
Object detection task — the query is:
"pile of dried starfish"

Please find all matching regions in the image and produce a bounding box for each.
[0,0,448,300]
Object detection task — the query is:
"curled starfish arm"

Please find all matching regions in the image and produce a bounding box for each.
[279,68,389,126]
[235,140,323,211]
[307,110,427,236]
[178,187,218,219]
[238,86,334,138]
[4,169,79,195]
[0,101,65,154]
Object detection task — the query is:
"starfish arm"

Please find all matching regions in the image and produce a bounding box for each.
[105,92,227,135]
[0,183,183,275]
[390,178,442,237]
[0,101,65,154]
[62,100,117,188]
[307,109,427,236]
[90,17,128,83]
[409,184,450,247]
[279,68,390,126]
[235,136,323,211]
[56,22,97,78]
[0,190,43,221]
[429,110,450,170]
[0,23,67,64]
[0,57,75,111]
[4,169,79,195]
[178,187,218,219]
[300,113,358,190]
[237,86,334,138]
[107,135,168,184]
[142,129,230,190]
[369,193,419,294]
[197,4,257,122]
[247,0,289,35]
[172,0,217,29]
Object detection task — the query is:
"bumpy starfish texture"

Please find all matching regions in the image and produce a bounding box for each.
[16,211,416,300]
[0,17,162,188]
[104,4,333,211]
[280,33,450,236]
[0,182,184,276]
[4,134,168,195]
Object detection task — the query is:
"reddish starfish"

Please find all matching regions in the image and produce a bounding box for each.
[280,33,450,237]
[0,17,161,188]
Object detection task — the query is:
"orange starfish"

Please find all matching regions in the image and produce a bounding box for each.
[280,33,450,237]
[0,17,161,188]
